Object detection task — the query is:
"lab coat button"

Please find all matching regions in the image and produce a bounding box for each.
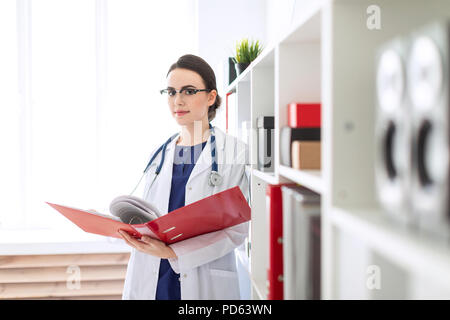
[187,186,192,191]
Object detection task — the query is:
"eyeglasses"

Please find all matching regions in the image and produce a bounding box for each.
[160,88,212,98]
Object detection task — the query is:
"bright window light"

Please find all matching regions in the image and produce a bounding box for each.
[0,0,197,235]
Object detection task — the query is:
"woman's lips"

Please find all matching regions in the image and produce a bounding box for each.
[175,111,189,116]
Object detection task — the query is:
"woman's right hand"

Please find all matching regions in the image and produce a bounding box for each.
[118,230,177,259]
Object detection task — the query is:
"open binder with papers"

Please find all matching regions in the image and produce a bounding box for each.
[46,186,251,245]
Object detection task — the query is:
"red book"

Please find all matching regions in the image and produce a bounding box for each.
[266,183,295,300]
[47,186,250,245]
[288,103,321,128]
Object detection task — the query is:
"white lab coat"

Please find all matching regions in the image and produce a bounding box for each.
[122,126,250,300]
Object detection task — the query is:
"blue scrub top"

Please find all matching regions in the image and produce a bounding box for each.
[155,140,207,300]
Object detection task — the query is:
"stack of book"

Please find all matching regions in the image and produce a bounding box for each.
[281,185,320,300]
[280,103,321,170]
[265,183,321,300]
[265,184,287,300]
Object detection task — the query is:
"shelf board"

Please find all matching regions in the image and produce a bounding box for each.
[226,66,250,94]
[278,165,323,194]
[331,206,450,287]
[251,46,275,69]
[252,168,279,185]
[226,46,275,94]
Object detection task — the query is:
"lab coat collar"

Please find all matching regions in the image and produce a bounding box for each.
[163,126,226,184]
[187,126,226,184]
[154,135,175,214]
[164,125,225,152]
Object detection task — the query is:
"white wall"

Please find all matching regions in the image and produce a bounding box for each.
[265,0,316,47]
[196,0,266,93]
[196,0,317,93]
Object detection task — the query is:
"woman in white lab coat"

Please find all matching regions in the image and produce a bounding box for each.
[119,54,249,300]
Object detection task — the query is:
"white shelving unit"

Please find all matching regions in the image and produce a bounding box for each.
[278,166,323,194]
[226,0,450,300]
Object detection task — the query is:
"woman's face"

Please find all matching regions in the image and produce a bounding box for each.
[166,68,217,127]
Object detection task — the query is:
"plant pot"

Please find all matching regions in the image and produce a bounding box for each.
[235,62,250,76]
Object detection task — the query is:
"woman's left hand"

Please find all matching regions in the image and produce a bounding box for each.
[118,230,177,259]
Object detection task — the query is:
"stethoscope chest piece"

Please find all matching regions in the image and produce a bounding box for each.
[209,171,223,187]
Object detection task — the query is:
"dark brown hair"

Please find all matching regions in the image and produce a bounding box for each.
[167,54,221,122]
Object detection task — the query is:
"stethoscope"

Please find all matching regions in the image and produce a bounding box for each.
[130,123,223,195]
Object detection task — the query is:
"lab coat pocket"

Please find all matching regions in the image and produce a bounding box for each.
[209,268,240,299]
[210,268,237,278]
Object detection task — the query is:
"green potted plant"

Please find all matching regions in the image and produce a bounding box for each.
[232,38,263,75]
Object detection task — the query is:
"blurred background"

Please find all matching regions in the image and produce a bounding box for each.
[0,0,286,233]
[0,0,300,300]
[2,0,450,301]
